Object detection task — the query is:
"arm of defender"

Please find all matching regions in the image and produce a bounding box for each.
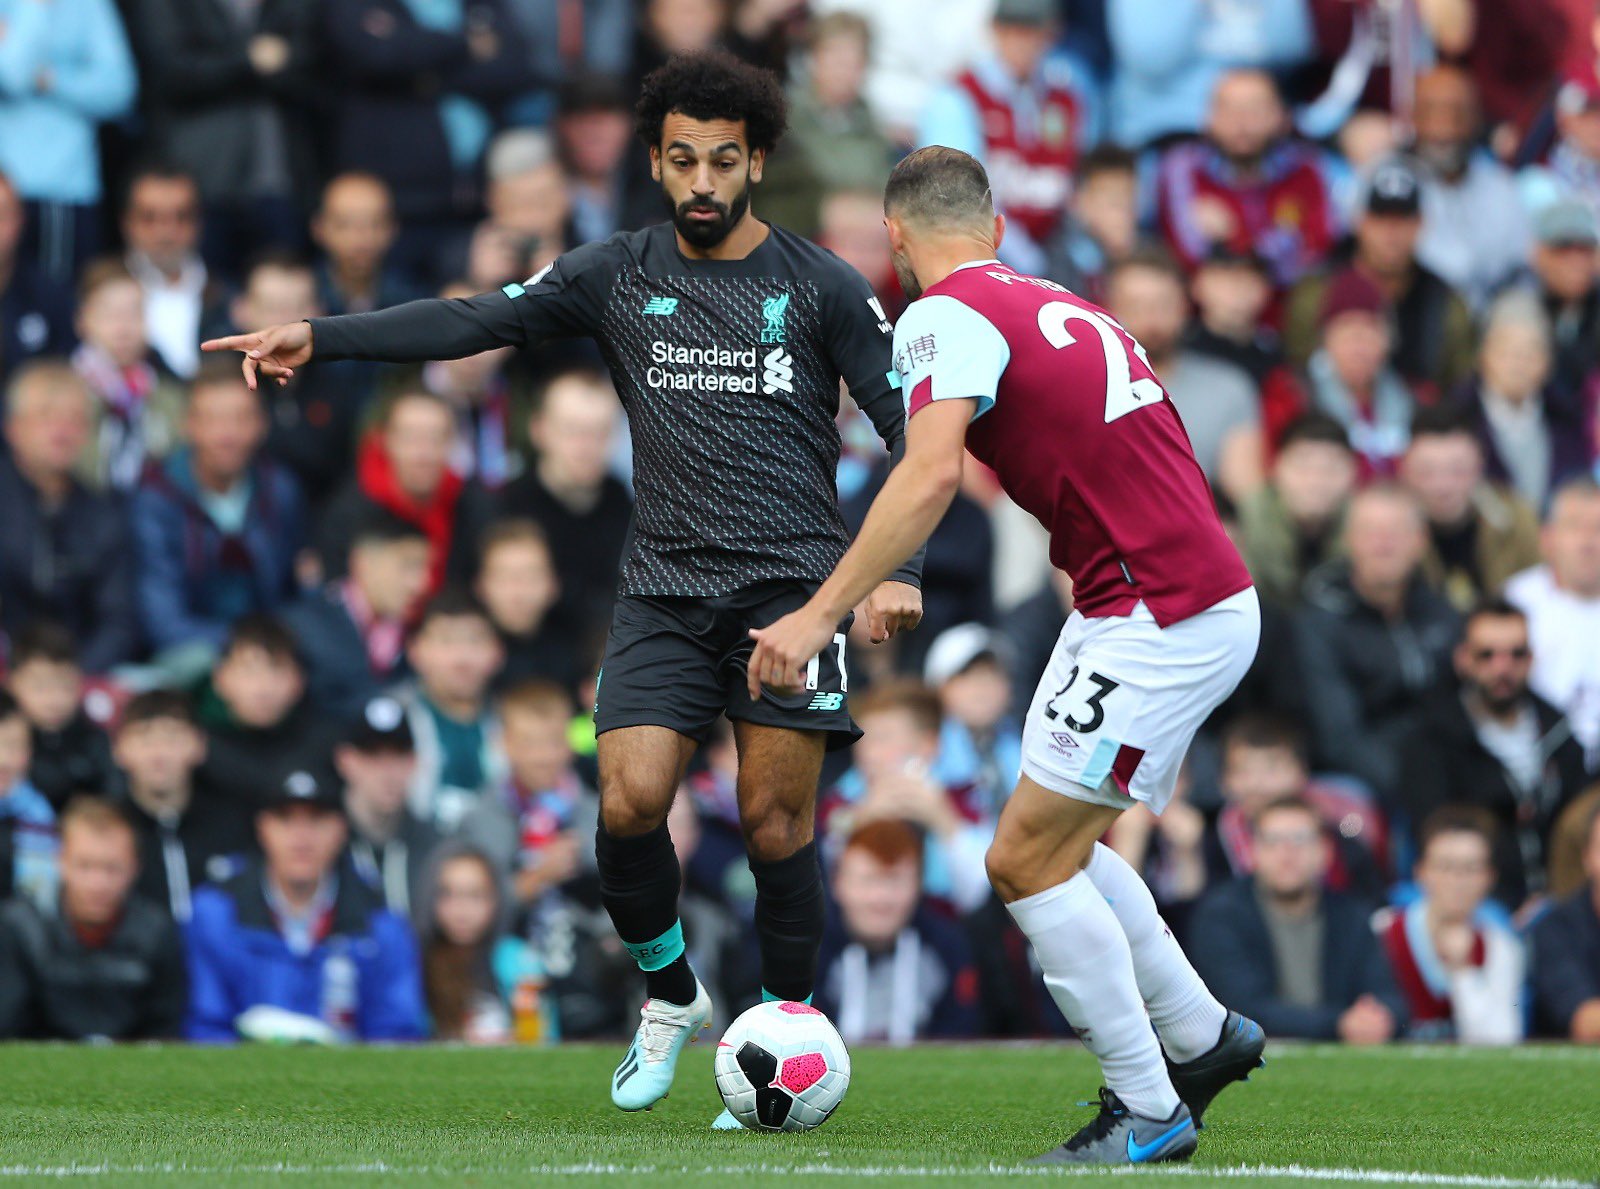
[747,293,1009,697]
[747,398,973,699]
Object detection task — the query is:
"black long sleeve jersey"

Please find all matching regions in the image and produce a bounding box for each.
[310,222,920,599]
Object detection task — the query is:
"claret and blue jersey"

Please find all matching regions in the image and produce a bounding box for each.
[892,260,1252,628]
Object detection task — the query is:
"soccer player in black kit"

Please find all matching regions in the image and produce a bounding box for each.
[205,52,923,1125]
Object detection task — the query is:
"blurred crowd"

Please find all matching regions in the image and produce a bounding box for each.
[3,0,1600,1050]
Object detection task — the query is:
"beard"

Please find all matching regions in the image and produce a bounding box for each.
[667,176,751,250]
[892,249,923,302]
[1477,681,1525,718]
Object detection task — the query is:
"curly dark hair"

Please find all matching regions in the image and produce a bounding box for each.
[634,50,788,154]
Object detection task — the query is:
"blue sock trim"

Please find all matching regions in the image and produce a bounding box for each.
[762,989,812,1005]
[626,921,685,972]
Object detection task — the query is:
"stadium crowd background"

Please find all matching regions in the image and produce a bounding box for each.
[2,0,1600,1050]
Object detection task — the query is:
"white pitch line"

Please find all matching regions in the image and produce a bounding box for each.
[0,1162,1592,1186]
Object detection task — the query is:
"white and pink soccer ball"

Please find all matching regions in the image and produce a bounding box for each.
[713,1001,851,1132]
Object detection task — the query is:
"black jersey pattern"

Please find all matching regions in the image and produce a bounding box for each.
[308,221,914,599]
[599,262,853,595]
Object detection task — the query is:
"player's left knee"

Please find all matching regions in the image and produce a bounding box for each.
[742,811,812,863]
[985,838,1029,903]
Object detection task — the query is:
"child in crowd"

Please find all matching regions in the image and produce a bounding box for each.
[1212,713,1387,900]
[114,689,252,922]
[400,591,506,831]
[1381,808,1524,1045]
[337,695,437,921]
[820,680,991,915]
[199,615,330,811]
[474,520,581,695]
[459,680,593,925]
[418,842,551,1044]
[814,819,982,1044]
[70,256,184,492]
[0,689,58,909]
[923,623,1021,817]
[6,623,116,809]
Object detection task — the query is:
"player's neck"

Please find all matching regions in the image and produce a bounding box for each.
[675,212,771,262]
[912,241,999,295]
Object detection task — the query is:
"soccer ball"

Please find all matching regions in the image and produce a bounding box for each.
[713,1001,851,1132]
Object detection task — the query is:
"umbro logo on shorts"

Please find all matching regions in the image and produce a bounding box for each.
[807,692,844,711]
[1048,731,1080,755]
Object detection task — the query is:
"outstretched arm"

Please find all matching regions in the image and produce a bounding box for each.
[201,292,527,390]
[203,245,608,389]
[748,397,973,698]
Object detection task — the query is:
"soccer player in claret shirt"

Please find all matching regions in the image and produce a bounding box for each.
[750,147,1267,1165]
[204,52,925,1126]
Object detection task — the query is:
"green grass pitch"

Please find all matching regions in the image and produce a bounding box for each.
[1,1042,1596,1187]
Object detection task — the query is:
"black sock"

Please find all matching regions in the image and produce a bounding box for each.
[749,840,826,1003]
[595,821,697,1005]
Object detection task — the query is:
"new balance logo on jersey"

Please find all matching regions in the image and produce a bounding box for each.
[762,349,794,394]
[643,297,679,316]
[807,692,844,711]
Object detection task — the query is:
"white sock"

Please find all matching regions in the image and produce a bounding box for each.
[1085,842,1227,1063]
[1006,872,1180,1119]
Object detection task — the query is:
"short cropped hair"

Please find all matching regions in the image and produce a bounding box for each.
[9,622,79,671]
[4,358,90,421]
[118,689,196,732]
[1462,597,1527,635]
[479,518,552,565]
[1278,412,1353,454]
[1252,794,1323,835]
[59,795,137,848]
[221,614,303,668]
[851,678,942,737]
[411,588,495,639]
[351,506,429,551]
[76,255,138,306]
[499,678,573,723]
[1221,712,1309,768]
[884,146,994,231]
[188,353,258,403]
[1107,246,1187,292]
[1417,805,1496,857]
[1076,145,1138,186]
[1409,403,1478,442]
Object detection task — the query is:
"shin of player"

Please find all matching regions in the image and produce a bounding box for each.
[749,146,1268,1164]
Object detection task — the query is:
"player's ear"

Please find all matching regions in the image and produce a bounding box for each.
[749,148,765,184]
[649,145,662,183]
[993,212,1007,253]
[885,216,905,253]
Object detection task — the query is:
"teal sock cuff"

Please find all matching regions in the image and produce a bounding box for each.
[762,989,812,1005]
[625,922,685,972]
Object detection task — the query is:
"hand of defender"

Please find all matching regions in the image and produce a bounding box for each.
[747,605,836,700]
[201,320,314,390]
[864,580,923,644]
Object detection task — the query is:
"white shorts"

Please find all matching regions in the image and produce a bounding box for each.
[1019,587,1260,814]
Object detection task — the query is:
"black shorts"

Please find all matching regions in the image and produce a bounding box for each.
[593,580,859,750]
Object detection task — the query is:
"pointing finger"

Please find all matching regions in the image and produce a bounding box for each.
[201,334,255,353]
